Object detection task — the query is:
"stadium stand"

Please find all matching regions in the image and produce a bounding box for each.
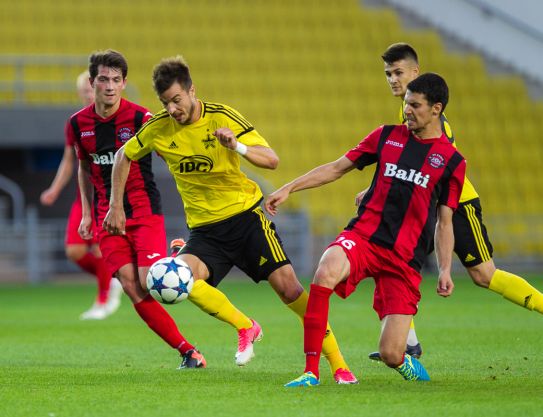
[0,0,541,278]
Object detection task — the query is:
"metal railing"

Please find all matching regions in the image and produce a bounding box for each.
[0,54,139,105]
[0,209,315,283]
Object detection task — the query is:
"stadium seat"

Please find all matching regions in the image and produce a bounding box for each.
[2,0,541,257]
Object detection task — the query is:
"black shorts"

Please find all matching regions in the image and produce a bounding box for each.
[180,202,291,287]
[453,198,493,267]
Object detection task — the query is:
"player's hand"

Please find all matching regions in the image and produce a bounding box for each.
[436,272,454,297]
[102,206,126,235]
[213,127,237,150]
[354,189,367,207]
[264,187,290,216]
[78,215,94,240]
[40,188,58,206]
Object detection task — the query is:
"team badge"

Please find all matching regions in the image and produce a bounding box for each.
[117,127,134,143]
[427,153,445,168]
[202,132,216,149]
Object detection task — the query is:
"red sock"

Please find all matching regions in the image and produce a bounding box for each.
[304,284,333,379]
[134,295,195,355]
[75,252,112,304]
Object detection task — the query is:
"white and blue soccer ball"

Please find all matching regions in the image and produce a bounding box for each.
[146,257,194,304]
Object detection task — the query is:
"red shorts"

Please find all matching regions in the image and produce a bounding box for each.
[329,230,422,320]
[65,198,97,245]
[97,214,167,275]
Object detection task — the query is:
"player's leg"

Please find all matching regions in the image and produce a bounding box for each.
[455,199,543,313]
[268,264,357,384]
[132,264,205,368]
[468,260,543,313]
[93,242,123,316]
[65,200,117,319]
[369,318,422,361]
[285,245,350,387]
[379,314,429,381]
[106,221,206,369]
[180,253,258,365]
[181,253,252,329]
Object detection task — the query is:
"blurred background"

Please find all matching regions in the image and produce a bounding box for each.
[0,0,542,282]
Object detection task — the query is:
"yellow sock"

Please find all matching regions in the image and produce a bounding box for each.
[287,290,349,374]
[188,279,252,330]
[406,318,419,346]
[489,269,543,314]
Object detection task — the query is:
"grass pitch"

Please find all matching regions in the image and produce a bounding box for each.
[1,274,542,417]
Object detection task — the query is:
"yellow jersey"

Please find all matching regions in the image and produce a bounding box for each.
[399,102,478,202]
[124,100,270,228]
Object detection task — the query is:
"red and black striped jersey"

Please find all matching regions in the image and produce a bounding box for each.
[345,124,466,271]
[69,99,160,223]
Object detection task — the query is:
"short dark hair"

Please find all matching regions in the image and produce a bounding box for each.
[88,49,128,80]
[152,56,192,95]
[381,43,418,65]
[406,72,449,113]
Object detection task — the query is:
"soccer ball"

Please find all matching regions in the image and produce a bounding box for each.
[146,257,194,304]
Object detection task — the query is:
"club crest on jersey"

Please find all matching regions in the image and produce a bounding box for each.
[117,127,134,143]
[202,133,216,149]
[427,153,445,169]
[383,163,430,188]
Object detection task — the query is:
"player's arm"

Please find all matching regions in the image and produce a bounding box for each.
[77,159,94,240]
[102,145,131,235]
[213,127,278,169]
[435,204,455,297]
[40,144,76,206]
[265,156,355,216]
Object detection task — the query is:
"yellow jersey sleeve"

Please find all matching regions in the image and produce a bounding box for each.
[124,111,171,161]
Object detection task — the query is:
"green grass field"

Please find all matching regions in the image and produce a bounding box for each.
[1,275,542,417]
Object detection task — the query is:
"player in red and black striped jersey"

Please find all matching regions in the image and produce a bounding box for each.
[268,73,463,385]
[70,97,160,224]
[73,49,205,369]
[364,43,543,361]
[344,123,465,273]
[41,71,123,321]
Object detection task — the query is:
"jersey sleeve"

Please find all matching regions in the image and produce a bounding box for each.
[64,120,75,147]
[124,115,156,161]
[237,128,270,147]
[344,126,382,169]
[218,104,270,147]
[439,153,466,210]
[67,118,88,161]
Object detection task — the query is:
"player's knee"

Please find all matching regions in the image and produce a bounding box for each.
[65,245,86,262]
[467,264,492,288]
[118,277,145,303]
[380,347,404,368]
[269,271,304,304]
[279,284,304,304]
[313,265,338,288]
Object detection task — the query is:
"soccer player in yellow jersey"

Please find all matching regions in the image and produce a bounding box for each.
[103,56,357,383]
[362,43,543,361]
